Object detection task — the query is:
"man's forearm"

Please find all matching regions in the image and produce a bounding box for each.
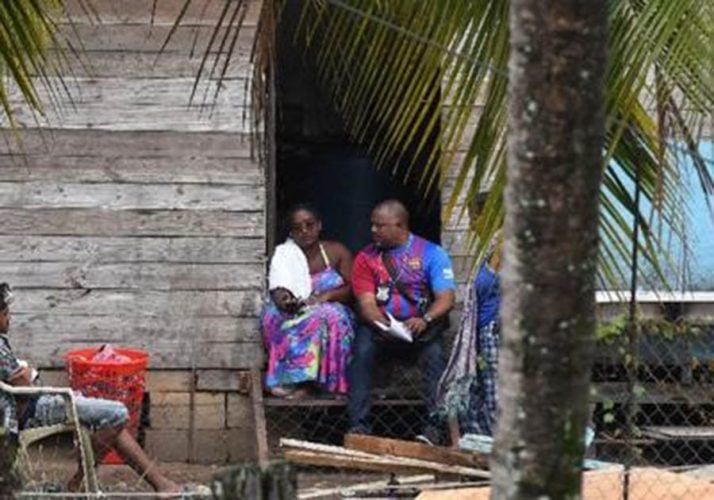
[357,296,387,325]
[361,304,387,324]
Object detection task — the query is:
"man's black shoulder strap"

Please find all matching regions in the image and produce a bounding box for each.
[380,252,420,306]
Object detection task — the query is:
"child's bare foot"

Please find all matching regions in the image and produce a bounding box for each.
[160,483,211,498]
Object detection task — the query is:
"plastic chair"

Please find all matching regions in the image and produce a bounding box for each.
[0,381,99,493]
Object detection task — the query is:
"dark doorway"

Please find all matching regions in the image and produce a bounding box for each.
[274,2,441,254]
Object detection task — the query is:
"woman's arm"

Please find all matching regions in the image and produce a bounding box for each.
[7,366,33,387]
[310,242,353,305]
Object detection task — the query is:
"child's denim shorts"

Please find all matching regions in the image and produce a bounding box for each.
[25,394,129,430]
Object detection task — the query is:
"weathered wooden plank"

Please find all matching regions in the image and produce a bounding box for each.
[15,289,262,317]
[146,370,192,392]
[343,434,489,470]
[3,108,250,133]
[51,50,250,79]
[19,339,264,369]
[0,262,263,290]
[450,256,479,282]
[441,105,484,152]
[0,129,252,157]
[152,428,258,463]
[0,236,264,263]
[150,392,225,430]
[0,182,262,210]
[144,429,190,462]
[196,369,247,391]
[12,313,259,343]
[3,78,250,132]
[0,208,264,237]
[442,201,473,222]
[0,156,262,184]
[441,230,475,257]
[64,0,262,26]
[226,392,253,428]
[56,23,257,54]
[282,450,419,475]
[250,368,269,464]
[31,77,244,106]
[283,450,488,477]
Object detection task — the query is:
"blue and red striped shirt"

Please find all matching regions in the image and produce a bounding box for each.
[352,234,455,320]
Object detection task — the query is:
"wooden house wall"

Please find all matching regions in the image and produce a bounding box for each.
[0,0,265,462]
[1,1,709,463]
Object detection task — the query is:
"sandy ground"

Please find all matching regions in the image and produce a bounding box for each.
[21,441,391,498]
[24,444,222,496]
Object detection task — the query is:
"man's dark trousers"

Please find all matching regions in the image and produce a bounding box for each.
[347,322,447,434]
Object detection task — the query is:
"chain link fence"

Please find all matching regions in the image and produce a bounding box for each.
[265,360,432,449]
[7,311,714,498]
[261,307,714,498]
[592,314,714,463]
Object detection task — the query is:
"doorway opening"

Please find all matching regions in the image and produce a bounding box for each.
[273,2,441,254]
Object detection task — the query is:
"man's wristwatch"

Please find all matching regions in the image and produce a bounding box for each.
[423,313,434,325]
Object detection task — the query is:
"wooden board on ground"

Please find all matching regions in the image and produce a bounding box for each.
[284,450,441,476]
[416,467,714,499]
[281,439,489,478]
[344,433,489,469]
[684,463,714,481]
[641,426,714,440]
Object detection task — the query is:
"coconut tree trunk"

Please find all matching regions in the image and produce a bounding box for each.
[212,461,297,500]
[490,1,607,498]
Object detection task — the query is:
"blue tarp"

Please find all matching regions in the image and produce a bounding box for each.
[605,141,713,291]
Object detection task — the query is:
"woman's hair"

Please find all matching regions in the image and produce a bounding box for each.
[0,283,13,311]
[284,203,321,233]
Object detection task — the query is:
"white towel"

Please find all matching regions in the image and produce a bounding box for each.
[268,239,312,300]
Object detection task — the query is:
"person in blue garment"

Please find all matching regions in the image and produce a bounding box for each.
[436,229,502,438]
[463,253,502,436]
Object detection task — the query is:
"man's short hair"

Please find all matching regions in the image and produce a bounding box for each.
[374,199,409,226]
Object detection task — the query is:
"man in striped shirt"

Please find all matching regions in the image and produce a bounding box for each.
[349,200,455,444]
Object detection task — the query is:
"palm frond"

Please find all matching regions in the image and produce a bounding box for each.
[293,0,713,289]
[0,0,94,132]
[161,0,276,160]
[49,0,706,290]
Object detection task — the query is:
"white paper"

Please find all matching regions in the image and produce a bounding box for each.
[374,320,390,332]
[18,359,39,383]
[374,313,413,342]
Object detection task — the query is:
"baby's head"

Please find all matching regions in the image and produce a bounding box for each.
[0,283,12,333]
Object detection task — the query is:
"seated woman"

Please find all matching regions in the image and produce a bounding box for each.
[261,205,355,398]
